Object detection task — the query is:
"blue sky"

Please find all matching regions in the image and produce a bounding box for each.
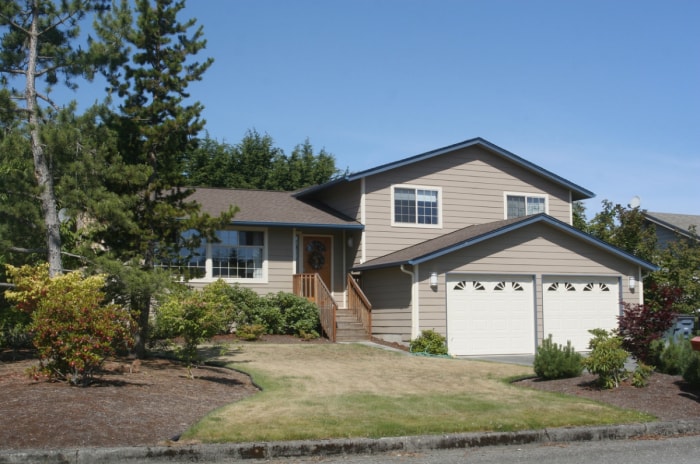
[82,1,700,216]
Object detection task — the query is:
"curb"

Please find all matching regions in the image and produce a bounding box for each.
[2,420,700,463]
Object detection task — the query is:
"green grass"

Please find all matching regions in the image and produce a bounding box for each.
[182,343,653,443]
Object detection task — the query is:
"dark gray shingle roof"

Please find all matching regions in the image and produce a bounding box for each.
[644,212,700,237]
[353,214,658,272]
[189,187,363,229]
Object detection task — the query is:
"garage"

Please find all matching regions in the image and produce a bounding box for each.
[542,276,621,351]
[446,274,535,356]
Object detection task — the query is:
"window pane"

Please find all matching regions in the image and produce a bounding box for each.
[417,189,438,225]
[527,197,545,214]
[507,195,526,218]
[394,188,416,223]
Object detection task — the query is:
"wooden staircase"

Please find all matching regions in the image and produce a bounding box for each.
[293,273,372,343]
[335,307,370,342]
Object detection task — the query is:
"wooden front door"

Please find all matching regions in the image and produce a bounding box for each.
[303,236,332,290]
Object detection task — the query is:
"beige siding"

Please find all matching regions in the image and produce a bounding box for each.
[362,267,412,342]
[315,180,362,220]
[360,145,572,261]
[365,223,643,345]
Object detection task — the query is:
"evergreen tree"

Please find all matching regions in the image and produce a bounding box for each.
[183,131,339,190]
[0,0,111,276]
[94,0,233,355]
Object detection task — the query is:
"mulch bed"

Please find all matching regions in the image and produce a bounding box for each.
[518,373,700,421]
[2,335,700,450]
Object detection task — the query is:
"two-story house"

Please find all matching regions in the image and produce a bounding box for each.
[187,137,657,356]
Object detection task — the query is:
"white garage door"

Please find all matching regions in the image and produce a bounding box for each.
[542,276,620,351]
[446,274,535,356]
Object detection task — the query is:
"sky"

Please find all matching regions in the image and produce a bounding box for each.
[77,0,700,217]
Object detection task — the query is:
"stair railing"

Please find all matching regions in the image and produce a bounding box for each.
[293,273,337,342]
[346,274,372,337]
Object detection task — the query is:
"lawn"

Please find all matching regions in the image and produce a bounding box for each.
[183,343,653,443]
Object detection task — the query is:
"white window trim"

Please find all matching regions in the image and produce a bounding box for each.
[503,192,549,219]
[189,227,269,284]
[391,184,443,228]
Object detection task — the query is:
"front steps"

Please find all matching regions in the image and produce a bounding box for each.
[335,308,370,342]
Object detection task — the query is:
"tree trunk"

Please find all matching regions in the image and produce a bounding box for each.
[26,3,63,277]
[131,294,151,358]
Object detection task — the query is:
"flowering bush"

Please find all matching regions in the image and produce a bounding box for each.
[5,264,134,386]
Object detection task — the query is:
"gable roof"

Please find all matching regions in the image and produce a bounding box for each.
[189,187,363,229]
[643,212,700,239]
[297,137,594,201]
[352,214,658,272]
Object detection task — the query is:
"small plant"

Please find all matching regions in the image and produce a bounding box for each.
[410,329,448,355]
[581,328,629,389]
[236,323,266,341]
[631,361,654,388]
[534,334,583,380]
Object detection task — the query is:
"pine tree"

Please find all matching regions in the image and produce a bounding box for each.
[0,0,111,276]
[94,0,232,355]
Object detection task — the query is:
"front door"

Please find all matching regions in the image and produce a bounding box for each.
[303,236,332,290]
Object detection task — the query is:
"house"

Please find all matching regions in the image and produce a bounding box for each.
[186,137,657,356]
[642,212,700,249]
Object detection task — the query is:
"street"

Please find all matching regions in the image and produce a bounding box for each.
[257,435,700,464]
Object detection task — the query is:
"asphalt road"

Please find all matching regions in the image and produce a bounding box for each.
[259,435,700,464]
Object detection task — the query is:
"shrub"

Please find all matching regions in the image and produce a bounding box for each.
[534,334,583,380]
[271,292,321,338]
[617,301,676,364]
[236,323,266,341]
[154,285,229,378]
[656,337,694,375]
[631,362,654,388]
[410,329,448,355]
[5,264,134,386]
[683,352,700,387]
[581,328,629,389]
[0,307,32,351]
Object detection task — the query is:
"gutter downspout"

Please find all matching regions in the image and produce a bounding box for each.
[400,264,420,340]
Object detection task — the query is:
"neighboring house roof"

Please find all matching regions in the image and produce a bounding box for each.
[189,187,363,230]
[643,212,700,239]
[353,214,658,272]
[296,137,595,201]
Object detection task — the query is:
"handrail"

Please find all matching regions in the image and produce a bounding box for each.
[293,273,337,342]
[346,274,372,336]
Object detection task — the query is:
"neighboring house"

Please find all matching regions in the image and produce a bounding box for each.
[643,212,700,249]
[186,137,657,356]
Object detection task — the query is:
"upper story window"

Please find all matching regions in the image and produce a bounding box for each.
[506,193,547,219]
[392,185,441,227]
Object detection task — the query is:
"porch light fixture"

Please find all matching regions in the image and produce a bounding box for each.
[629,276,636,290]
[430,272,438,287]
[347,236,354,248]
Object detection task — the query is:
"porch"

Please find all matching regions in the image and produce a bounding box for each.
[293,273,372,342]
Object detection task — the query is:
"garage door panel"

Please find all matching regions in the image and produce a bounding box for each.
[543,277,620,351]
[447,274,535,356]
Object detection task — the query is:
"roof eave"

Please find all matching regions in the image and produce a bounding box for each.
[345,138,594,200]
[231,220,364,230]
